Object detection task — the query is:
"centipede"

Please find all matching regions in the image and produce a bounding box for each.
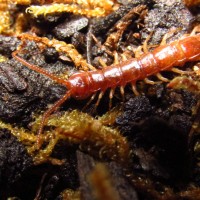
[12,26,200,147]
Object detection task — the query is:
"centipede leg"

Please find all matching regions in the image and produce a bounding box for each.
[98,58,108,68]
[91,34,113,57]
[190,25,200,36]
[131,83,139,96]
[95,91,104,108]
[109,88,115,110]
[171,67,192,75]
[193,64,200,75]
[134,46,143,58]
[83,93,97,111]
[160,31,172,46]
[142,32,154,53]
[144,78,157,85]
[160,28,182,45]
[113,51,120,63]
[120,86,125,101]
[156,72,170,82]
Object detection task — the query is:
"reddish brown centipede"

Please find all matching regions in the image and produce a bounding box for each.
[12,27,200,147]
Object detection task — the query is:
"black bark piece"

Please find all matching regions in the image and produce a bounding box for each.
[116,89,197,183]
[107,162,139,200]
[0,38,71,124]
[0,35,19,57]
[3,140,79,200]
[53,16,89,40]
[0,1,200,199]
[43,47,59,63]
[0,58,67,124]
[71,32,86,52]
[0,128,32,199]
[39,155,79,200]
[77,151,95,200]
[133,117,190,182]
[77,150,138,200]
[92,0,154,35]
[0,62,27,92]
[141,1,197,44]
[116,96,153,135]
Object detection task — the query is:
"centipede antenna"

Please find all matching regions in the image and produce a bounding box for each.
[156,73,170,82]
[131,83,139,96]
[12,51,67,86]
[37,91,71,148]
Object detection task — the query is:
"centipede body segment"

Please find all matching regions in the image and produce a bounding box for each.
[12,28,200,146]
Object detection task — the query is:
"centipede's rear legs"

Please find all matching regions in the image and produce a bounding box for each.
[159,29,187,76]
[163,28,198,76]
[142,29,193,84]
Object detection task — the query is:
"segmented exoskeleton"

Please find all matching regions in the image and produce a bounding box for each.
[12,27,200,147]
